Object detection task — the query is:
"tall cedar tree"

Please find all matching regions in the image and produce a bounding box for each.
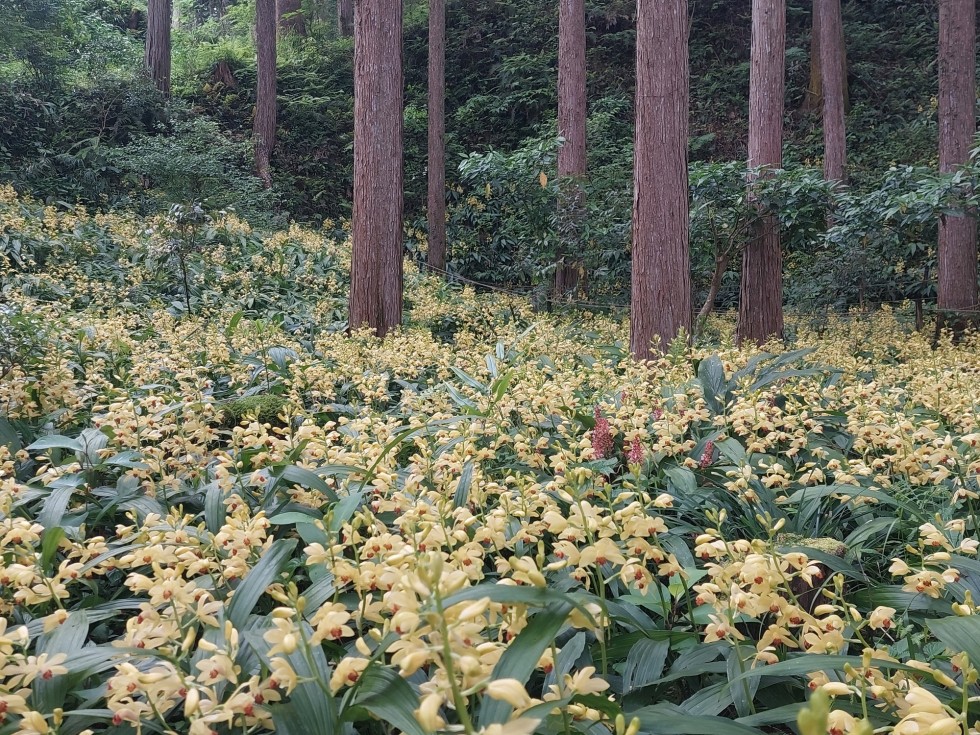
[349,0,404,336]
[338,0,354,37]
[738,0,786,346]
[802,2,848,113]
[630,0,691,358]
[555,0,587,300]
[254,0,277,188]
[937,0,978,330]
[818,0,847,183]
[277,0,306,36]
[145,0,172,96]
[427,0,447,272]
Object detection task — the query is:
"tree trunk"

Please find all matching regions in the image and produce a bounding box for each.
[630,0,691,359]
[936,0,978,335]
[802,2,849,114]
[698,253,729,321]
[801,5,821,112]
[818,0,846,184]
[277,0,306,36]
[254,0,277,189]
[349,0,404,337]
[556,0,588,302]
[338,0,354,37]
[738,0,785,346]
[145,0,172,96]
[211,60,238,90]
[427,0,447,273]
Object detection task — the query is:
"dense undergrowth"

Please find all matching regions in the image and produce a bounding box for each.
[3,189,980,735]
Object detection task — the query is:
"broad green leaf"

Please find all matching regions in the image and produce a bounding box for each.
[38,486,73,531]
[664,465,697,496]
[344,665,426,735]
[0,417,22,452]
[491,369,517,403]
[543,631,586,693]
[736,703,806,727]
[328,489,365,535]
[226,538,298,628]
[478,602,572,726]
[34,611,89,711]
[40,526,65,572]
[442,584,597,623]
[697,355,727,414]
[248,621,340,735]
[103,451,149,469]
[76,427,108,465]
[269,511,323,526]
[623,638,670,694]
[27,435,83,453]
[274,465,339,503]
[453,460,474,508]
[204,481,228,534]
[632,703,766,735]
[726,654,916,687]
[929,616,980,665]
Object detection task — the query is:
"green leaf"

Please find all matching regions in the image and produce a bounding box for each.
[27,435,83,453]
[664,465,697,496]
[345,665,426,735]
[225,310,245,338]
[273,465,339,503]
[226,538,298,628]
[204,482,228,534]
[38,486,73,532]
[726,654,916,687]
[929,616,980,665]
[697,355,727,414]
[623,638,670,694]
[40,526,65,573]
[268,511,323,526]
[478,602,572,726]
[632,703,766,735]
[76,427,108,465]
[543,632,585,693]
[0,417,22,452]
[453,460,475,509]
[103,451,149,469]
[491,369,517,403]
[450,366,489,394]
[442,584,597,623]
[247,621,340,735]
[327,490,365,535]
[33,611,89,712]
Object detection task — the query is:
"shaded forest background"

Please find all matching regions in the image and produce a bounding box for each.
[0,0,975,312]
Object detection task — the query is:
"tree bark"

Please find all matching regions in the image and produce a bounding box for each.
[349,0,404,337]
[277,0,306,36]
[801,5,821,112]
[427,0,447,273]
[802,2,849,114]
[937,0,978,334]
[338,0,354,37]
[818,0,846,184]
[145,0,172,96]
[556,0,588,301]
[630,0,691,359]
[698,253,729,321]
[738,0,785,346]
[254,0,277,189]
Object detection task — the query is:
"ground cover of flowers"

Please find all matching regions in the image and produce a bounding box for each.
[3,186,980,735]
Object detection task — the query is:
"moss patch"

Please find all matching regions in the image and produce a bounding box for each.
[219,395,288,426]
[776,534,847,557]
